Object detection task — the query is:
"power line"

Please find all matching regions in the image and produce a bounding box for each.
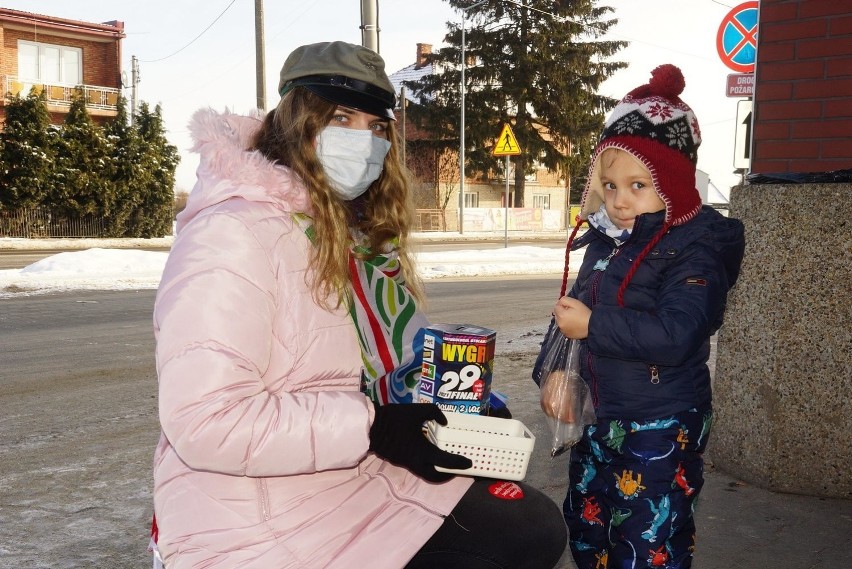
[140,0,239,63]
[150,1,325,111]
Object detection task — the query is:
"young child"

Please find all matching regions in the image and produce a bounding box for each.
[550,64,745,568]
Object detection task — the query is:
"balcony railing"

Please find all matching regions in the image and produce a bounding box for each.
[1,75,120,112]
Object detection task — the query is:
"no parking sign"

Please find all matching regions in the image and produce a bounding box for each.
[716,1,759,73]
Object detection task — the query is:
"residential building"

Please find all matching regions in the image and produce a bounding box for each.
[0,7,124,127]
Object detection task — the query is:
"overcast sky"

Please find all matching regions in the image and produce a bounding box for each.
[9,1,744,196]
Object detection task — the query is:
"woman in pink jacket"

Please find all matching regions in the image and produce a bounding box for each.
[152,41,566,568]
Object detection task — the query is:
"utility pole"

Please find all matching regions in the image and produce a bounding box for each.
[400,86,406,165]
[255,0,266,112]
[459,1,487,234]
[360,0,379,52]
[130,55,140,125]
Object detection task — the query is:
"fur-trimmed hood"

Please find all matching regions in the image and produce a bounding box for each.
[176,108,311,233]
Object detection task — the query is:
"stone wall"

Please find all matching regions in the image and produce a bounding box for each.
[711,182,851,498]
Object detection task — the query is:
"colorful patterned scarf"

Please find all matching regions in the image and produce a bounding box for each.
[292,213,427,404]
[588,204,632,244]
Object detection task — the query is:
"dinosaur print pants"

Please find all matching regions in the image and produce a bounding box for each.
[564,407,712,569]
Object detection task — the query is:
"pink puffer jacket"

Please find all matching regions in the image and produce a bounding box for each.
[152,109,472,568]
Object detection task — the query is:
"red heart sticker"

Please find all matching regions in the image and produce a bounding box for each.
[488,481,524,500]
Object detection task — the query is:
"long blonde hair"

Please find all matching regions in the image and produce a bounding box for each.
[250,88,423,308]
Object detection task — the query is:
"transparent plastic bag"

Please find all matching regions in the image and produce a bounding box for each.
[538,330,596,457]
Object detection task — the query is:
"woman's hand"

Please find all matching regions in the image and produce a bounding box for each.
[553,296,591,340]
[368,403,472,482]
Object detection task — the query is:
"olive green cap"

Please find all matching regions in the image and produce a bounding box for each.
[278,41,396,120]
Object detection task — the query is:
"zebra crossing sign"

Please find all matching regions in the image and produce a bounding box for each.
[492,123,522,156]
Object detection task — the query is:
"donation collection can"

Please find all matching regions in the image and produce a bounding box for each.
[418,324,496,415]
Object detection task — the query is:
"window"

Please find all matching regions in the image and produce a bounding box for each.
[533,194,551,209]
[18,40,82,86]
[498,162,538,183]
[464,192,479,208]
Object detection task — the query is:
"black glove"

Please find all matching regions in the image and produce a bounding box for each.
[369,403,473,483]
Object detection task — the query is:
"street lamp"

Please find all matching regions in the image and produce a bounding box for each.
[459,0,487,234]
[459,1,571,234]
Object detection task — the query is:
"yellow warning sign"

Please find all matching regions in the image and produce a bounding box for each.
[492,123,522,156]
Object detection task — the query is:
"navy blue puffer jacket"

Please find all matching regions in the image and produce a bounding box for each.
[568,206,745,421]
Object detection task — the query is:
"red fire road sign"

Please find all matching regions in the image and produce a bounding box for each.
[726,73,754,97]
[716,1,759,73]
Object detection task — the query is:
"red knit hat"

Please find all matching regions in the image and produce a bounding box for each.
[580,63,702,225]
[561,65,703,306]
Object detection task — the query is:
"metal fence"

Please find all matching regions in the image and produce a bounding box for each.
[2,75,120,112]
[0,208,105,238]
[414,209,447,232]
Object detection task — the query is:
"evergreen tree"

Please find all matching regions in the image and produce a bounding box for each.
[132,102,179,238]
[0,89,55,210]
[103,93,147,237]
[405,0,627,206]
[50,88,113,217]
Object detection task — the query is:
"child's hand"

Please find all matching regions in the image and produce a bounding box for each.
[553,296,591,339]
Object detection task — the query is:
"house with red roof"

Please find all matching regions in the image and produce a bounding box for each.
[0,7,124,127]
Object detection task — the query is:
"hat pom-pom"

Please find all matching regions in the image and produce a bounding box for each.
[649,64,685,98]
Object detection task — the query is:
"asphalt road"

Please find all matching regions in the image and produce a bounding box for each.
[0,280,574,569]
[0,248,171,270]
[0,249,70,270]
[0,239,568,270]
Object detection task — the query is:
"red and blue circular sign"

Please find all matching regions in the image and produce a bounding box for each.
[716,1,759,73]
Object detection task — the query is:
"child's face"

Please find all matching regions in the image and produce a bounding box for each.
[599,149,665,230]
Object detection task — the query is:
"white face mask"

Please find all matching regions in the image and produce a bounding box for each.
[315,127,392,200]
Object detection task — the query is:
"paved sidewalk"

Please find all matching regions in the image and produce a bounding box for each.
[499,347,852,569]
[3,232,849,567]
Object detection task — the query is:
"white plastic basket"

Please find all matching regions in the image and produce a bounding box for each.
[426,413,535,481]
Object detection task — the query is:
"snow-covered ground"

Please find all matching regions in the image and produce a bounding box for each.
[0,235,583,298]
